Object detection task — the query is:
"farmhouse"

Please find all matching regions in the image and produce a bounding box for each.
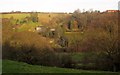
[35,25,46,33]
[50,28,56,36]
[106,10,119,13]
[50,28,55,31]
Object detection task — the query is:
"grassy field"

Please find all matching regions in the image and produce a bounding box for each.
[2,13,65,23]
[2,13,64,32]
[18,22,39,32]
[2,13,30,19]
[2,60,119,74]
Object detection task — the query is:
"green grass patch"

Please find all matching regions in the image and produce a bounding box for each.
[2,14,30,19]
[2,60,119,74]
[0,60,2,74]
[2,60,82,73]
[18,22,39,32]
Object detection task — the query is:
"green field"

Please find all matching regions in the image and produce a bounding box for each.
[2,13,66,32]
[2,13,65,23]
[2,13,30,19]
[2,60,119,75]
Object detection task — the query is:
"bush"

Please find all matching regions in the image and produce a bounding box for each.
[61,54,75,68]
[2,40,75,68]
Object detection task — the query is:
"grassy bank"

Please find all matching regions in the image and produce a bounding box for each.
[2,60,119,74]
